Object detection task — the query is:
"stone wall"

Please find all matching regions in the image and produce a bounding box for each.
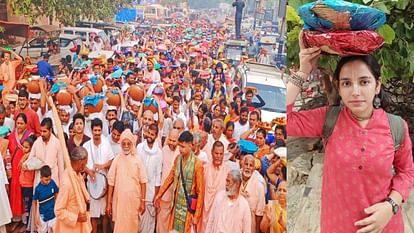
[382,80,414,142]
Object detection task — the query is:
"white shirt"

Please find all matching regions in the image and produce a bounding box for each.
[204,134,229,162]
[108,136,122,156]
[197,151,209,165]
[233,121,249,141]
[84,136,114,172]
[136,140,163,201]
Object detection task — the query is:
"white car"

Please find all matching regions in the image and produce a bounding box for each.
[62,27,109,46]
[236,62,286,123]
[14,34,82,59]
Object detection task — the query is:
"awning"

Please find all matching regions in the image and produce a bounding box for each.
[0,20,30,38]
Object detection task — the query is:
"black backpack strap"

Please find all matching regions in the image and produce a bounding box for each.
[322,106,342,145]
[386,113,405,152]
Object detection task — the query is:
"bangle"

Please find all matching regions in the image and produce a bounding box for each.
[288,73,309,90]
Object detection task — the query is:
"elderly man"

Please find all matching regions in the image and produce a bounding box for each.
[193,131,208,164]
[204,119,229,162]
[199,141,231,232]
[157,129,180,233]
[205,170,251,233]
[154,131,205,233]
[241,155,266,233]
[54,146,92,233]
[106,129,147,233]
[136,123,163,233]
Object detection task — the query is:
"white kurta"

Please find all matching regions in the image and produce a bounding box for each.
[136,140,162,233]
[109,137,122,157]
[0,155,12,226]
[204,134,229,162]
[84,136,114,218]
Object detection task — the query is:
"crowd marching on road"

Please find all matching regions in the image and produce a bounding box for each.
[0,15,286,233]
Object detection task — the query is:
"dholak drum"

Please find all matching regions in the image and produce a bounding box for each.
[87,172,108,200]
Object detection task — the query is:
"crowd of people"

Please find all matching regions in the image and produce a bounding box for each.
[0,18,286,233]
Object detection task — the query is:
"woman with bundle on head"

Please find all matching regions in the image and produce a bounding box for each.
[287,32,414,233]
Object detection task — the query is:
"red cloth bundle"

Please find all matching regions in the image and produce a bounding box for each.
[303,30,384,56]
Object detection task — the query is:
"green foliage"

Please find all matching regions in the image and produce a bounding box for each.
[287,0,414,82]
[9,0,133,26]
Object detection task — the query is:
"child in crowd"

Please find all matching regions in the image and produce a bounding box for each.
[19,135,36,226]
[33,165,59,233]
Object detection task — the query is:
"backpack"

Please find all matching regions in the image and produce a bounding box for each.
[322,106,405,151]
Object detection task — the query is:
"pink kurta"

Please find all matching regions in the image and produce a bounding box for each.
[157,146,180,233]
[29,135,64,186]
[287,104,414,233]
[55,169,92,233]
[205,190,251,233]
[242,174,266,233]
[199,163,230,233]
[107,153,148,233]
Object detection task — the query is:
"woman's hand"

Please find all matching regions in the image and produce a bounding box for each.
[354,201,393,233]
[298,31,321,77]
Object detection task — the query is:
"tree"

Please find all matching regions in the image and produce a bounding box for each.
[287,0,414,82]
[9,0,134,26]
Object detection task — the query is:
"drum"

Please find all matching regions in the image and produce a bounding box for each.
[87,172,108,200]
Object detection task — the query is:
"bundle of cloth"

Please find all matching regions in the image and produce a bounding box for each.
[299,0,386,56]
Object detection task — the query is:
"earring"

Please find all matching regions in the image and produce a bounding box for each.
[373,95,381,109]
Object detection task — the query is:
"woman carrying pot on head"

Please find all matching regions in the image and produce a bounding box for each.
[287,32,414,233]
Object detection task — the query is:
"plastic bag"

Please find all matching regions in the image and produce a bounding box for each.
[303,30,384,56]
[299,0,386,31]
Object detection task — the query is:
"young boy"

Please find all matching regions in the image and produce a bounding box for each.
[33,165,59,233]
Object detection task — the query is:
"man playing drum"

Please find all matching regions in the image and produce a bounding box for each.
[84,118,114,233]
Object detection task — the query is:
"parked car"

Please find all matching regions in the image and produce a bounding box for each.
[14,34,82,60]
[62,27,109,46]
[236,62,286,123]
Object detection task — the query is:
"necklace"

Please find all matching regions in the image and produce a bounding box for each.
[351,112,373,121]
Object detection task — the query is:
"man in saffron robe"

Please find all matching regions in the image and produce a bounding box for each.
[106,129,147,232]
[205,170,251,233]
[199,141,230,232]
[54,146,92,233]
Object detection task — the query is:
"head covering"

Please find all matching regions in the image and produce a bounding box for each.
[29,93,41,100]
[119,129,137,156]
[59,105,72,114]
[274,147,287,159]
